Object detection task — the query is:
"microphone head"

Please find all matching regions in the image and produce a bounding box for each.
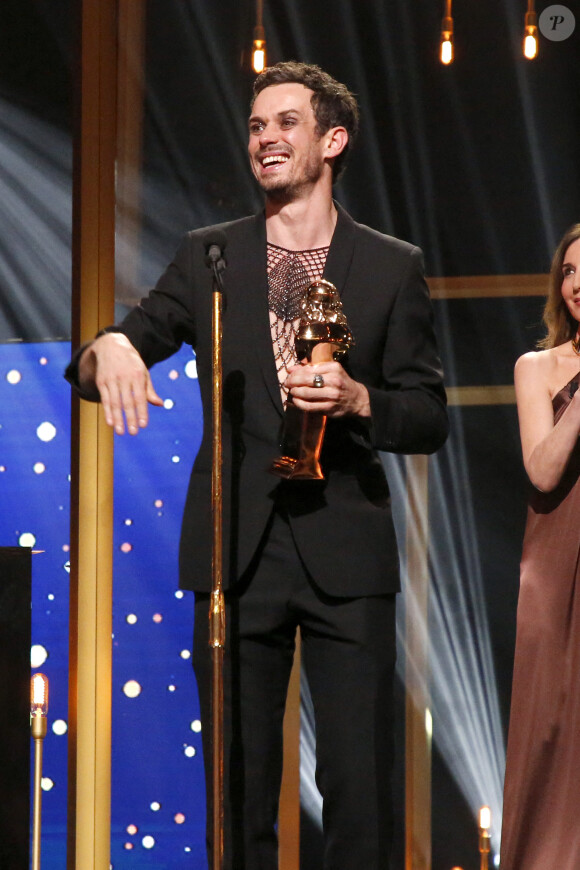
[203,229,227,258]
[203,229,227,279]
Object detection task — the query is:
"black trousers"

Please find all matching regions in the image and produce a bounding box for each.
[193,506,397,870]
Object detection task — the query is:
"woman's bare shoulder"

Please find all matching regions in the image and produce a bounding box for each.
[515,344,579,400]
[515,348,557,378]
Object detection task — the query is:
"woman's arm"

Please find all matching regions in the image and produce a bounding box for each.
[516,351,580,491]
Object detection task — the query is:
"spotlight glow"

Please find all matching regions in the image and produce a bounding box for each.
[0,99,72,341]
[300,670,323,823]
[425,707,433,739]
[390,449,505,852]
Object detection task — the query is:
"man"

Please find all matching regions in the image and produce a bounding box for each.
[68,62,448,869]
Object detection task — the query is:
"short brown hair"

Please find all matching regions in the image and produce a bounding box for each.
[539,223,580,348]
[252,61,359,181]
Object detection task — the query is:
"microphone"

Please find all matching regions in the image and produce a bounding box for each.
[203,229,227,296]
[203,230,227,271]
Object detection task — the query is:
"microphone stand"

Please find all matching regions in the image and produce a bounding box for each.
[207,245,226,870]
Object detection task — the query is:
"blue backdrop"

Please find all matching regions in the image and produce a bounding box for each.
[0,340,208,867]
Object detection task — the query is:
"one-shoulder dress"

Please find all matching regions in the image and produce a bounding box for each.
[500,373,580,870]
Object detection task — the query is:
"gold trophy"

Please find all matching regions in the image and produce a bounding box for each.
[270,278,354,480]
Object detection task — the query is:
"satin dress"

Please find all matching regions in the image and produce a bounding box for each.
[501,373,580,870]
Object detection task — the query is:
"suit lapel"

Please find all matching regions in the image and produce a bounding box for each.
[231,212,284,415]
[323,201,357,301]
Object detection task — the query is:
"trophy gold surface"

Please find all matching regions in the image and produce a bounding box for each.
[270,278,354,480]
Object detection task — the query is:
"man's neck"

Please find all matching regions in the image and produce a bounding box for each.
[264,193,338,251]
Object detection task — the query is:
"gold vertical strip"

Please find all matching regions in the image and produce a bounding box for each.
[405,454,432,870]
[68,1,117,868]
[279,632,301,870]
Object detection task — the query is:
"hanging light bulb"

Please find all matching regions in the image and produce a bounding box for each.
[251,0,267,74]
[440,0,454,65]
[252,25,267,74]
[523,0,538,59]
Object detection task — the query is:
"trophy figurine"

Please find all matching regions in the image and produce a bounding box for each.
[270,278,354,480]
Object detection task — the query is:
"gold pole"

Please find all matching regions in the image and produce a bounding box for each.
[31,713,47,870]
[68,1,117,867]
[405,454,432,870]
[210,271,225,870]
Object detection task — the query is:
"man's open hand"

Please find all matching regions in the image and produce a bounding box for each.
[79,333,163,435]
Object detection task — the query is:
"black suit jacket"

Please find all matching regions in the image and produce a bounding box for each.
[74,203,448,595]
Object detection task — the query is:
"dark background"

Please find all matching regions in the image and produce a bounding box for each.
[1,0,578,341]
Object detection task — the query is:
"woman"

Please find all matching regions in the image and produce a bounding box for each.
[500,223,580,870]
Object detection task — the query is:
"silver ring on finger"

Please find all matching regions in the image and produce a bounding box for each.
[312,373,325,388]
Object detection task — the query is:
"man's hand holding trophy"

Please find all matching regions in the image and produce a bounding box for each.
[270,278,354,480]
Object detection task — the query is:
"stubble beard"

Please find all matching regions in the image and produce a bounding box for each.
[256,147,325,205]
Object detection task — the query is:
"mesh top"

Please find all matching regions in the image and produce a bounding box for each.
[267,243,329,402]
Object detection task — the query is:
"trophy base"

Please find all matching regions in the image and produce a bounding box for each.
[269,455,324,481]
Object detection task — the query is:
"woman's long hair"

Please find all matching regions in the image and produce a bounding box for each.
[539,223,580,349]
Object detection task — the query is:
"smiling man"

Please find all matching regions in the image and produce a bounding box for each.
[248,79,344,204]
[67,61,448,869]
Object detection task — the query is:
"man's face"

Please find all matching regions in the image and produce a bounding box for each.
[248,83,329,202]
